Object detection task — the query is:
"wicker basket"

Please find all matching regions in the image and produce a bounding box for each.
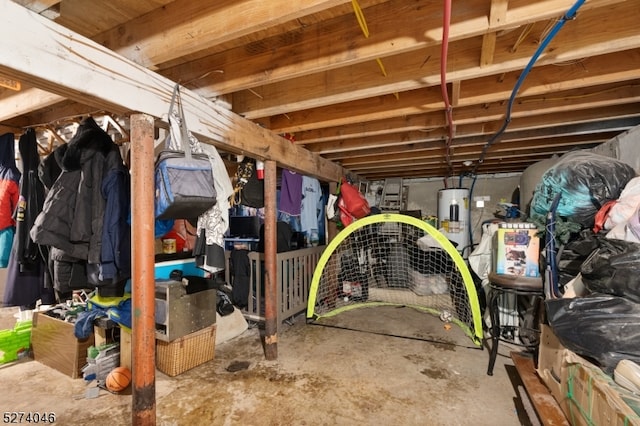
[156,325,216,377]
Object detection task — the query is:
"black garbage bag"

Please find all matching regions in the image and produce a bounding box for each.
[530,150,636,231]
[557,229,601,288]
[581,237,640,303]
[546,295,640,375]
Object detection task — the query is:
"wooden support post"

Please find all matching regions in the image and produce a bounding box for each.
[263,159,278,360]
[130,114,157,425]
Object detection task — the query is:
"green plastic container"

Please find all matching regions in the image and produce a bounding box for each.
[0,320,32,364]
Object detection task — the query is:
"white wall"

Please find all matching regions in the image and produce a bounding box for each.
[368,174,522,250]
[592,125,640,173]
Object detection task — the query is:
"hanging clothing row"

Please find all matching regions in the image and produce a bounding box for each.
[278,169,325,247]
[3,117,131,307]
[3,128,54,307]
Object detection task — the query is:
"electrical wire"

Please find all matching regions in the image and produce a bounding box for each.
[351,0,392,81]
[474,0,586,172]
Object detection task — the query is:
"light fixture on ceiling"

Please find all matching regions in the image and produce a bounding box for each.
[463,160,473,167]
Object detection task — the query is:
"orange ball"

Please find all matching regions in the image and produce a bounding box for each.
[106,366,131,393]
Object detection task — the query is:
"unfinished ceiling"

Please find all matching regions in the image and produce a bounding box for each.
[0,0,638,181]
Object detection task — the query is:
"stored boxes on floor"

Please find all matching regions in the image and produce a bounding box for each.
[492,224,540,278]
[537,325,640,426]
[31,311,95,379]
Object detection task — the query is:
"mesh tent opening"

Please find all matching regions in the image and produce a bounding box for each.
[307,214,483,346]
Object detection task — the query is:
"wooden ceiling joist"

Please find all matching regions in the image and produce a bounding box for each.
[233,1,640,119]
[0,0,344,182]
[1,0,637,182]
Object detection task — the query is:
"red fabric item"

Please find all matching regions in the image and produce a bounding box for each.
[338,197,354,227]
[162,219,197,253]
[339,179,370,220]
[593,199,617,234]
[0,179,19,230]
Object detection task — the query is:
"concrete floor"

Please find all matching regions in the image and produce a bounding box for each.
[0,305,537,425]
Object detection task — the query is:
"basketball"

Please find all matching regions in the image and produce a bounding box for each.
[106,366,131,393]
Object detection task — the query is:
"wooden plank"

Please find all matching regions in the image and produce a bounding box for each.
[480,0,508,67]
[331,134,616,166]
[313,115,637,155]
[2,0,633,133]
[298,101,640,144]
[12,0,60,14]
[480,32,497,67]
[56,0,173,36]
[0,75,20,91]
[162,0,621,97]
[233,1,640,118]
[0,0,345,182]
[269,55,640,134]
[488,0,509,28]
[511,352,569,426]
[451,80,461,107]
[93,0,351,70]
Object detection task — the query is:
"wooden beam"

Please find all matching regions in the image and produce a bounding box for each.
[164,0,619,97]
[1,0,631,131]
[451,80,461,107]
[480,32,497,68]
[311,105,640,155]
[0,73,21,91]
[267,49,640,133]
[335,134,617,167]
[93,0,351,70]
[233,1,640,118]
[0,1,344,182]
[12,0,60,14]
[480,0,508,67]
[489,0,509,28]
[297,102,640,145]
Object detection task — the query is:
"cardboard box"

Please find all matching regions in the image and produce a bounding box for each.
[537,324,568,404]
[537,325,640,425]
[31,311,95,379]
[493,227,540,277]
